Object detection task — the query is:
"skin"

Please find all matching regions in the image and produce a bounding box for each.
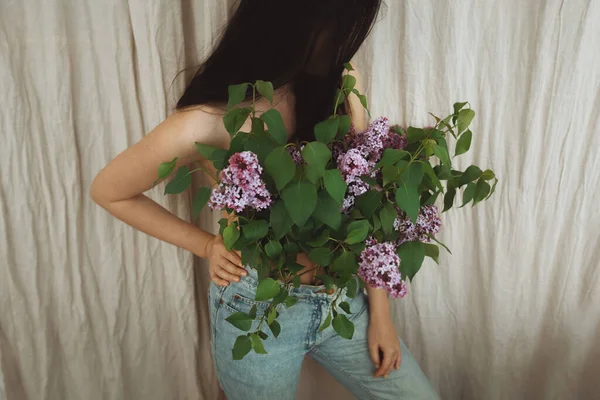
[90,67,400,378]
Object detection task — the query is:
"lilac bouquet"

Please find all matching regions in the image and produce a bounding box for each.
[157,64,497,359]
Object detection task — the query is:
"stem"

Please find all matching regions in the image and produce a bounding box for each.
[189,165,217,182]
[251,84,256,119]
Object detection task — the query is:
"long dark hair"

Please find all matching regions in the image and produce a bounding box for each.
[177,0,382,142]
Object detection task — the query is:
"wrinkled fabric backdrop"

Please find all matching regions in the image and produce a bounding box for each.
[1,0,599,399]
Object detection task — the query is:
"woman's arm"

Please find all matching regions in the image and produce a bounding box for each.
[90,107,246,285]
[347,63,402,377]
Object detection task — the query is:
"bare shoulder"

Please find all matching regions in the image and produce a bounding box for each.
[166,105,230,150]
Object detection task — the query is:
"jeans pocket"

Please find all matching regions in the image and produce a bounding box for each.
[221,286,271,316]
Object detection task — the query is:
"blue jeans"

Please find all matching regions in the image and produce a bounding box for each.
[208,267,439,400]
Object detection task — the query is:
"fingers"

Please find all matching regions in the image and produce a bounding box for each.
[369,345,381,369]
[210,270,229,287]
[223,252,246,274]
[216,266,242,283]
[374,348,397,378]
[395,351,402,369]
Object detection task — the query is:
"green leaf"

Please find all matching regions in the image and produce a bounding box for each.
[242,246,259,267]
[332,314,354,339]
[255,278,281,301]
[308,229,330,247]
[382,165,400,186]
[242,220,269,241]
[248,305,257,319]
[164,166,192,194]
[345,220,370,245]
[157,157,178,182]
[225,312,253,331]
[201,146,228,170]
[260,109,288,145]
[352,89,369,111]
[229,132,249,154]
[313,192,342,229]
[308,247,335,266]
[302,142,332,183]
[331,250,358,274]
[375,149,410,168]
[337,115,352,137]
[314,117,340,144]
[218,218,228,235]
[453,102,468,115]
[292,275,301,288]
[400,162,425,188]
[432,144,451,166]
[346,277,358,298]
[270,200,294,240]
[339,301,352,314]
[224,107,251,136]
[397,241,425,281]
[355,190,383,218]
[267,308,277,325]
[323,169,347,205]
[318,313,332,332]
[269,320,281,338]
[423,243,440,264]
[443,188,456,212]
[226,83,249,111]
[379,202,397,235]
[461,182,477,207]
[487,178,498,200]
[395,185,420,223]
[222,223,240,251]
[192,187,212,218]
[455,129,472,156]
[282,182,318,226]
[406,127,427,143]
[457,109,475,133]
[265,147,296,190]
[428,234,452,254]
[423,190,440,206]
[316,274,335,289]
[482,169,496,180]
[334,89,346,107]
[232,335,252,360]
[343,62,354,71]
[423,162,443,191]
[342,74,356,92]
[283,296,298,308]
[255,80,273,103]
[250,333,268,354]
[258,330,268,340]
[460,165,483,185]
[473,179,491,206]
[265,240,283,259]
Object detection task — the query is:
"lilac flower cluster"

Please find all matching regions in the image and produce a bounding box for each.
[358,238,408,299]
[394,205,442,245]
[337,117,408,212]
[208,151,271,213]
[287,145,304,165]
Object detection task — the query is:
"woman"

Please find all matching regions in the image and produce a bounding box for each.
[91,1,439,399]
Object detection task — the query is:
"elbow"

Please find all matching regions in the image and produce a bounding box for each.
[89,175,107,208]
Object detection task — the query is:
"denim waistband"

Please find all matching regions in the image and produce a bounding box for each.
[241,266,349,300]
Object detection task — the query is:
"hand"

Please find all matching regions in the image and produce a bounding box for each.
[206,235,247,286]
[368,314,401,378]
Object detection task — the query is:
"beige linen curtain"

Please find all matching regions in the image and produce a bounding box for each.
[1,1,599,399]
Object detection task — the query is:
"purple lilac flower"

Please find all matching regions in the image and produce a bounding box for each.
[337,149,371,179]
[358,239,408,299]
[287,145,304,165]
[336,116,407,213]
[394,205,442,245]
[208,151,272,212]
